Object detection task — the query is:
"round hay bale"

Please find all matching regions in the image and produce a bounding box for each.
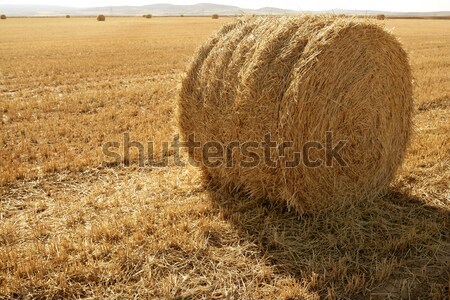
[145,14,152,18]
[212,14,219,19]
[66,15,70,18]
[178,16,413,213]
[97,14,106,21]
[376,14,386,20]
[1,14,6,20]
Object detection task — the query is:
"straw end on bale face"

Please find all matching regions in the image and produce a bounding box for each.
[179,15,413,213]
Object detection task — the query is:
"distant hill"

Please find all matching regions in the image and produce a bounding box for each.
[255,7,297,15]
[0,3,448,17]
[0,4,76,16]
[324,8,450,17]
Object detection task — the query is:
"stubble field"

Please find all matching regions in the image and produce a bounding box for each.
[0,16,449,299]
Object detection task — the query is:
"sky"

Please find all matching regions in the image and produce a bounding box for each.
[4,0,450,12]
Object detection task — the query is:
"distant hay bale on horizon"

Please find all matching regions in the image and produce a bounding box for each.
[145,14,152,18]
[376,14,386,20]
[212,14,219,19]
[97,15,106,21]
[179,15,413,213]
[1,14,6,20]
[66,15,70,18]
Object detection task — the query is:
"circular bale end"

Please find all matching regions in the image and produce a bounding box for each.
[179,16,413,213]
[1,14,6,20]
[97,15,106,21]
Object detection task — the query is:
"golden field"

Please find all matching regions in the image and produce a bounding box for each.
[0,16,449,299]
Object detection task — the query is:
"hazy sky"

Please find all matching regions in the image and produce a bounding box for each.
[5,0,450,12]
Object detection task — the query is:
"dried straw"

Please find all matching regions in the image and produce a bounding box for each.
[179,15,413,213]
[97,15,106,21]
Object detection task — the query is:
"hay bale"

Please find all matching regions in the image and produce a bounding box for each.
[1,14,6,20]
[179,16,413,213]
[145,14,152,18]
[376,14,386,20]
[212,14,219,19]
[66,15,70,18]
[97,15,106,21]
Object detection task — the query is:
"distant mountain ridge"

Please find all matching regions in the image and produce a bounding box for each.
[0,3,448,17]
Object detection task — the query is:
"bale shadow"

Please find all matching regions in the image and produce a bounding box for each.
[207,184,450,299]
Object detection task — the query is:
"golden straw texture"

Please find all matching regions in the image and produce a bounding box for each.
[179,15,413,213]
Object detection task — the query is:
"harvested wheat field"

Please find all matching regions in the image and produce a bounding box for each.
[0,17,449,299]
